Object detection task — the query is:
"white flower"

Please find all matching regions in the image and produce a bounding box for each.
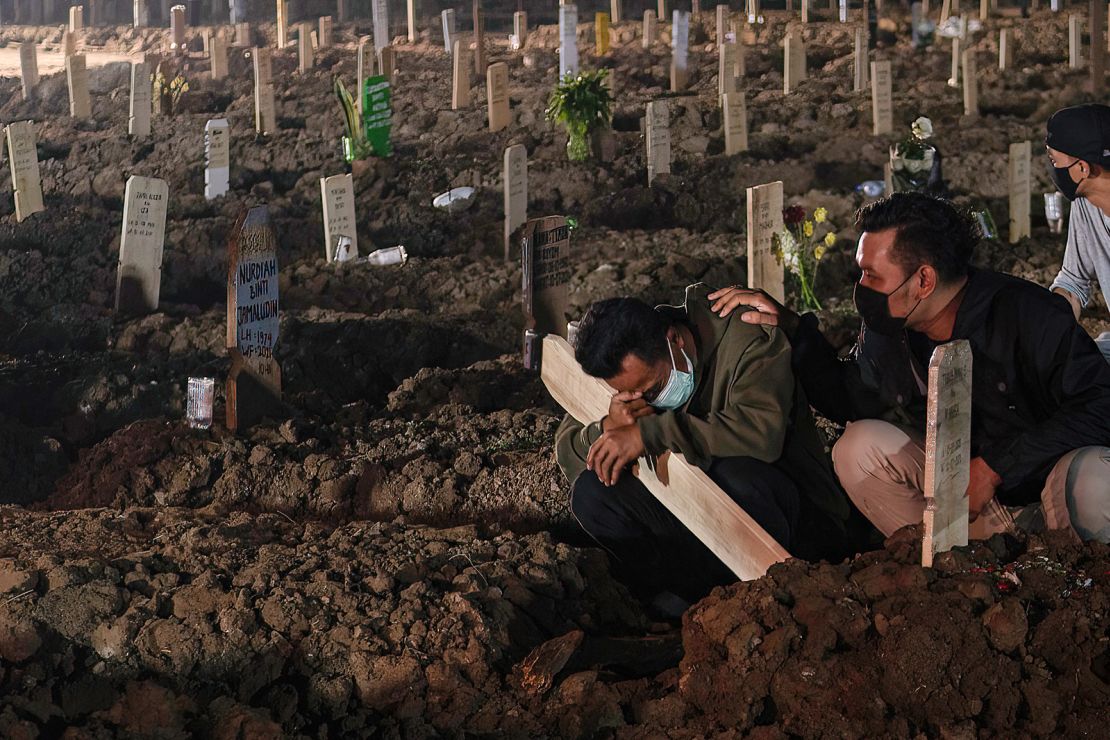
[911,116,933,140]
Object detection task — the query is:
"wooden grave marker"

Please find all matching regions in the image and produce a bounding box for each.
[1070,14,1082,69]
[1008,141,1031,243]
[373,0,390,52]
[962,49,978,116]
[540,334,791,580]
[854,27,869,91]
[378,46,395,81]
[234,22,251,46]
[226,205,282,432]
[723,92,749,155]
[646,100,671,186]
[659,0,668,17]
[407,0,416,42]
[521,215,572,367]
[487,62,510,132]
[134,0,150,26]
[69,4,83,31]
[315,15,330,49]
[5,121,45,222]
[513,11,528,47]
[612,0,623,24]
[643,10,657,49]
[747,181,786,304]
[66,54,91,119]
[870,59,893,135]
[19,42,38,101]
[1093,0,1106,96]
[719,41,740,95]
[560,4,579,79]
[62,31,77,58]
[115,175,169,316]
[357,36,373,113]
[210,34,228,80]
[276,0,287,47]
[253,47,276,134]
[999,28,1012,71]
[950,37,960,86]
[442,9,456,53]
[205,118,230,200]
[129,61,151,137]
[921,340,972,567]
[170,4,186,53]
[784,30,806,94]
[321,173,358,261]
[473,0,486,74]
[716,4,729,45]
[298,22,314,72]
[504,144,528,260]
[452,40,471,109]
[596,12,611,55]
[671,10,690,91]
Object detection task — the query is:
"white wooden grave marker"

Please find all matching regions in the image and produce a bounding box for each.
[442,9,456,53]
[646,100,671,185]
[373,0,390,52]
[870,59,893,135]
[407,0,416,42]
[671,10,690,91]
[560,4,579,79]
[612,0,623,24]
[504,144,528,259]
[723,92,749,155]
[129,61,151,137]
[205,118,230,200]
[719,41,740,95]
[487,62,510,132]
[115,175,169,316]
[276,0,287,47]
[999,28,1012,71]
[5,121,45,222]
[1008,141,1031,243]
[226,205,281,432]
[784,30,806,94]
[321,173,357,261]
[513,11,528,48]
[298,22,314,72]
[19,42,38,101]
[854,27,869,91]
[66,54,91,119]
[1070,14,1083,69]
[643,10,657,49]
[921,340,972,567]
[747,181,785,304]
[210,34,228,80]
[253,47,276,134]
[962,49,978,116]
[170,4,186,53]
[452,40,471,109]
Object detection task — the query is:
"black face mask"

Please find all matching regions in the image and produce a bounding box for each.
[1051,159,1085,201]
[854,270,922,337]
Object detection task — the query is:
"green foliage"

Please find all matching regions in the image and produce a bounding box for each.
[545,70,614,161]
[334,76,372,162]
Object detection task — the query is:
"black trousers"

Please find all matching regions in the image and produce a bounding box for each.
[570,456,800,603]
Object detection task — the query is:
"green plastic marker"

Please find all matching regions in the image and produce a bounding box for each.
[362,75,392,158]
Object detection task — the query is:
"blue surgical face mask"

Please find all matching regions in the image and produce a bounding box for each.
[650,341,695,410]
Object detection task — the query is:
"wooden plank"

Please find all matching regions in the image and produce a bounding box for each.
[541,334,790,581]
[921,340,972,567]
[1008,141,1031,243]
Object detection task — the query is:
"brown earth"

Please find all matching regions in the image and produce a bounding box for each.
[0,7,1108,738]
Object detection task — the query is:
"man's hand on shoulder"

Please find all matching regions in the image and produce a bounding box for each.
[587,424,646,487]
[603,391,655,432]
[707,286,801,338]
[967,456,1003,522]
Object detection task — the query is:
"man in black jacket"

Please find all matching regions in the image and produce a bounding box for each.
[709,193,1110,543]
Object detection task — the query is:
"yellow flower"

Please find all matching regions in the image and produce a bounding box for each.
[803,221,814,238]
[814,245,826,261]
[824,232,836,248]
[814,207,828,224]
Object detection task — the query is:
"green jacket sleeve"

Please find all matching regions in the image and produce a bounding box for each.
[554,413,605,484]
[637,325,793,469]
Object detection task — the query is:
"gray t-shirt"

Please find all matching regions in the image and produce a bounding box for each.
[1051,196,1110,360]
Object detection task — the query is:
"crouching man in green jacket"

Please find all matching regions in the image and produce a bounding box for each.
[555,284,851,603]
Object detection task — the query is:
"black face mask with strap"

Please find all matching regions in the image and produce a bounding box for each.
[1050,158,1086,201]
[853,270,922,337]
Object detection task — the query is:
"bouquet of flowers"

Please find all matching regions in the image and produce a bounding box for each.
[153,62,189,117]
[890,116,938,193]
[545,69,614,162]
[774,205,837,311]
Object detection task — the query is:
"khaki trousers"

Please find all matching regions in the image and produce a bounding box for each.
[831,419,1110,543]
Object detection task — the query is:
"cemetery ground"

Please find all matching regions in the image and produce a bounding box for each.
[1,6,1109,738]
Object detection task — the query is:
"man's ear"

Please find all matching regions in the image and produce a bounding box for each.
[918,264,939,299]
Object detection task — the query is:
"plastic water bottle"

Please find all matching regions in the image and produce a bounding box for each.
[857,180,885,198]
[363,246,408,266]
[187,377,215,429]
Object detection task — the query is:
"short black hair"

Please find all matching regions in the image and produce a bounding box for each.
[574,297,669,379]
[856,192,978,284]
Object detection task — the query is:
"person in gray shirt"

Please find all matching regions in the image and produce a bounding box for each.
[1046,104,1110,361]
